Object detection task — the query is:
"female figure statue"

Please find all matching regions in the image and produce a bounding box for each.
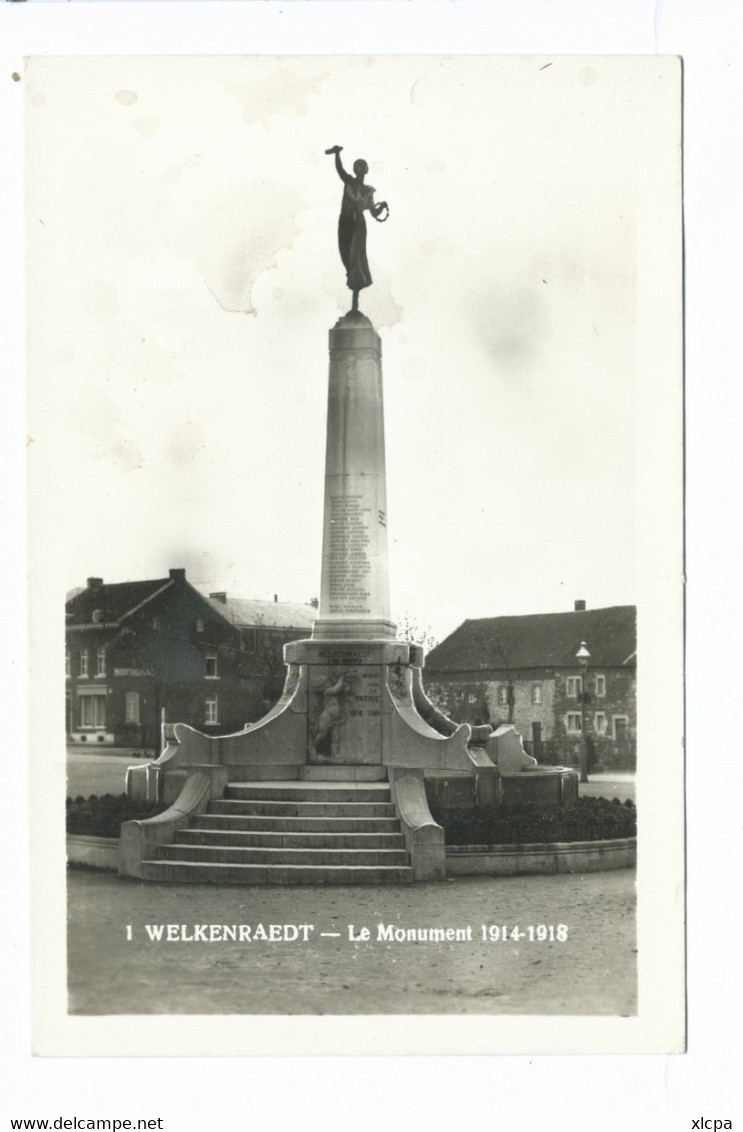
[325,145,389,312]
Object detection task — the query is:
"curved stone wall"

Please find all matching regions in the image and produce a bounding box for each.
[446,837,636,876]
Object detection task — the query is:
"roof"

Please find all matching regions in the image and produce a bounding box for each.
[206,596,316,631]
[426,605,636,673]
[66,574,316,632]
[66,579,172,625]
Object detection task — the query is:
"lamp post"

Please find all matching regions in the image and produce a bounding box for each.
[575,641,591,783]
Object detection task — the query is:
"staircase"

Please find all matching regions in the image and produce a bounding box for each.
[140,779,414,884]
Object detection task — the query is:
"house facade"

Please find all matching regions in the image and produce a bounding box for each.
[66,571,318,749]
[424,602,637,771]
[66,570,262,749]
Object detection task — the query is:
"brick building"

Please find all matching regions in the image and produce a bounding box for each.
[65,570,315,749]
[424,602,637,770]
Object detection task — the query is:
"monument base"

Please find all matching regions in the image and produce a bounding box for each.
[120,304,579,884]
[311,618,397,641]
[122,646,579,883]
[282,636,475,770]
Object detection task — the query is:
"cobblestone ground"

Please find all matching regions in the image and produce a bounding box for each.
[67,752,142,798]
[67,868,636,1016]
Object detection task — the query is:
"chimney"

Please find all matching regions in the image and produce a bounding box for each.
[274,594,278,603]
[574,599,586,612]
[210,592,227,604]
[87,577,103,590]
[169,568,186,582]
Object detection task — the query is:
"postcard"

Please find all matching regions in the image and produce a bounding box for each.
[24,52,683,1057]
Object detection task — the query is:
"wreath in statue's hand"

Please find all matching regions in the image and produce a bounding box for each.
[374,201,390,223]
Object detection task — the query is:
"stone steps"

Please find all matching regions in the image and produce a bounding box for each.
[176,828,406,849]
[146,776,414,884]
[299,764,387,781]
[139,860,414,885]
[209,799,396,818]
[225,782,390,802]
[195,814,400,833]
[158,844,410,866]
[223,765,387,783]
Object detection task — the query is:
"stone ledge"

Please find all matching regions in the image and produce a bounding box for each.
[67,834,636,878]
[445,837,636,876]
[285,637,407,663]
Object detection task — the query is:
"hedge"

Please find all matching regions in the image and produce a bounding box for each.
[436,797,636,846]
[66,793,169,839]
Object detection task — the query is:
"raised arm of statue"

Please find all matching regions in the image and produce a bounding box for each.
[325,145,352,186]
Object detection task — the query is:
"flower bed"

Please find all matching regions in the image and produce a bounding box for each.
[66,793,169,839]
[434,796,636,846]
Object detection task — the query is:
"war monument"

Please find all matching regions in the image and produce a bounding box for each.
[122,146,578,884]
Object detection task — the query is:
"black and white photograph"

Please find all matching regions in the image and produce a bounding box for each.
[4,0,743,1123]
[20,49,685,1056]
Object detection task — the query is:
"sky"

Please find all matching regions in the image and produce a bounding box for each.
[25,54,677,642]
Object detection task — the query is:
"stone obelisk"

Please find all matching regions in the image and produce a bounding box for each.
[284,310,408,766]
[312,312,395,642]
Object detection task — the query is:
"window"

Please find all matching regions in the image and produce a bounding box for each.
[613,716,629,741]
[195,619,204,634]
[79,694,106,729]
[531,684,542,705]
[152,617,161,631]
[205,695,219,725]
[566,712,582,733]
[79,649,89,677]
[566,676,582,697]
[205,651,219,679]
[125,692,140,724]
[595,674,606,697]
[96,646,106,677]
[65,651,71,678]
[595,712,607,734]
[498,686,509,706]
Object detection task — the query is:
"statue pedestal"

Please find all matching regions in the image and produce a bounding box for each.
[129,312,480,789]
[289,312,478,773]
[285,638,407,765]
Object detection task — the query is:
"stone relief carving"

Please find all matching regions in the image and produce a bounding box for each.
[309,669,359,762]
[282,665,301,698]
[387,662,410,703]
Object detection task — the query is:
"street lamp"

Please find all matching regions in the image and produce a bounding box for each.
[575,641,591,783]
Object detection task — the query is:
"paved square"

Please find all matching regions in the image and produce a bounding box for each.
[68,868,636,1015]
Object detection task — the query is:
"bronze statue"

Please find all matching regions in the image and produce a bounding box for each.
[325,145,388,312]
